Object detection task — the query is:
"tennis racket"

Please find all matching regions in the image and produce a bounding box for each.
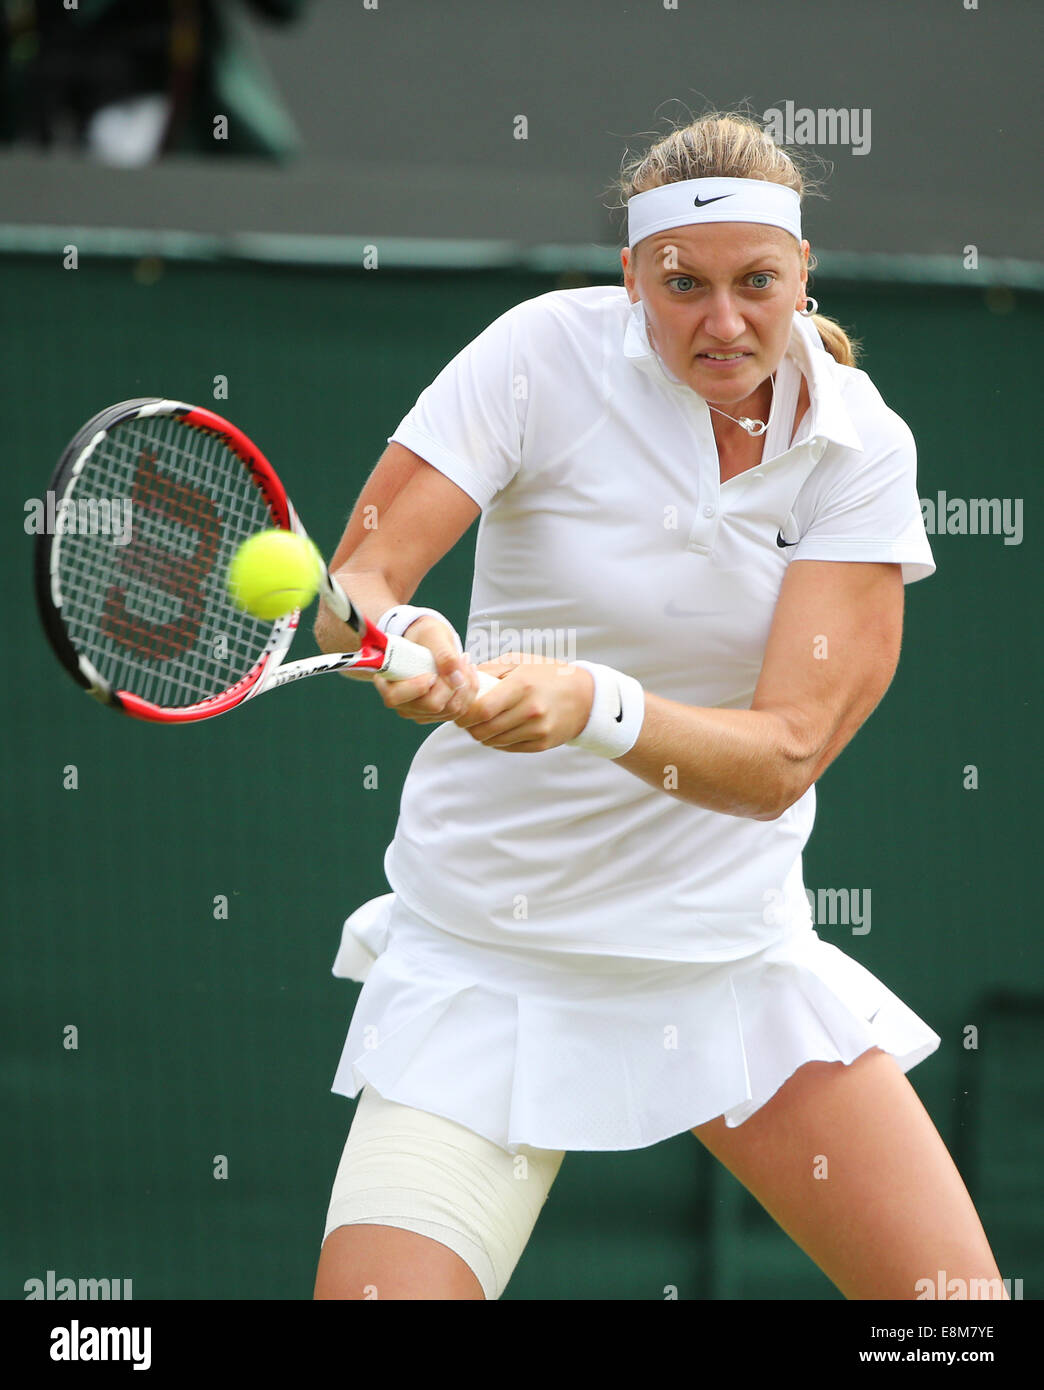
[34,397,496,724]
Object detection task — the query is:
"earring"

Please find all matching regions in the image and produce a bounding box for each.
[798,296,819,316]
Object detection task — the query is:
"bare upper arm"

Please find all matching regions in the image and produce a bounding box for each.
[327,442,481,601]
[750,559,905,816]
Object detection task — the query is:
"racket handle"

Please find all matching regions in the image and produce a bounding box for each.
[321,565,498,697]
[318,565,357,627]
[383,632,498,696]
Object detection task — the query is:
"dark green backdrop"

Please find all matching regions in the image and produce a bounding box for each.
[4,252,1040,1299]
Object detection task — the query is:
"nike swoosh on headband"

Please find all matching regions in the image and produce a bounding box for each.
[615,692,623,722]
[777,529,799,548]
[693,194,732,208]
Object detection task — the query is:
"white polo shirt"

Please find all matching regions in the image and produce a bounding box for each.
[376,285,935,963]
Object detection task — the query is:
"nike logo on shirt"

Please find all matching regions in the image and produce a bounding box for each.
[663,599,734,618]
[776,529,799,547]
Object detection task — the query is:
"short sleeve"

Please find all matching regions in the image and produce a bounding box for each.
[386,304,529,509]
[790,417,936,584]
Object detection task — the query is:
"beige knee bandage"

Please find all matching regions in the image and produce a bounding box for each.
[323,1085,565,1300]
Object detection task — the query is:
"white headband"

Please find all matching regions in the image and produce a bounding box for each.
[627,177,802,248]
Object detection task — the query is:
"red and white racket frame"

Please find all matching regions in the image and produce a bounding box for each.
[35,398,449,724]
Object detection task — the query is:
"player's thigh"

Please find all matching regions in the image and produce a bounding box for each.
[690,1047,1007,1300]
[314,1085,565,1300]
[314,1222,485,1300]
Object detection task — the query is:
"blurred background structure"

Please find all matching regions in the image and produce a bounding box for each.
[3,0,1041,1301]
[1,0,306,163]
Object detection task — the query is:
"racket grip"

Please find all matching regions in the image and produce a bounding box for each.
[382,633,498,697]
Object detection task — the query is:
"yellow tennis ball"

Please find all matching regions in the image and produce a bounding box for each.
[227,530,323,620]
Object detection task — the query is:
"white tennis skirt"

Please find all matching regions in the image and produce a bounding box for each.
[328,893,941,1155]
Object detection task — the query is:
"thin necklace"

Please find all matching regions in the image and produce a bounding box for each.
[707,373,775,437]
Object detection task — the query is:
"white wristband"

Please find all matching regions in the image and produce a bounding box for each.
[567,661,645,759]
[375,605,464,656]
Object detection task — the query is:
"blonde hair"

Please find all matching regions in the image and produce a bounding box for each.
[606,110,859,367]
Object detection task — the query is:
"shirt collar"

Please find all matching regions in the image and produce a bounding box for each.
[622,295,864,453]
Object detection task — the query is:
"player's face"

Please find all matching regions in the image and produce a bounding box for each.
[622,224,810,410]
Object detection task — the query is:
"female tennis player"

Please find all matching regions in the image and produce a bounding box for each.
[311,112,1008,1301]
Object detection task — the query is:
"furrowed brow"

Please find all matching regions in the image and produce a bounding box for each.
[655,249,787,274]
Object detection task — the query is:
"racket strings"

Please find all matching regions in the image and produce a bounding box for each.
[55,415,283,709]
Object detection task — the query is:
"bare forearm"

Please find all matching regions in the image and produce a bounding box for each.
[612,693,814,821]
[313,565,408,655]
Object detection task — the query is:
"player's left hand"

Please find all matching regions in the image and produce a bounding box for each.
[453,652,595,752]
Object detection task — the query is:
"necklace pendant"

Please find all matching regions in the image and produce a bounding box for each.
[738,417,767,436]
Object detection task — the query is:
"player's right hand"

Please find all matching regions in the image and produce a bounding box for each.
[372,617,482,724]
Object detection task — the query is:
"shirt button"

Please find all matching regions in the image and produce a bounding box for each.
[703,504,716,518]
